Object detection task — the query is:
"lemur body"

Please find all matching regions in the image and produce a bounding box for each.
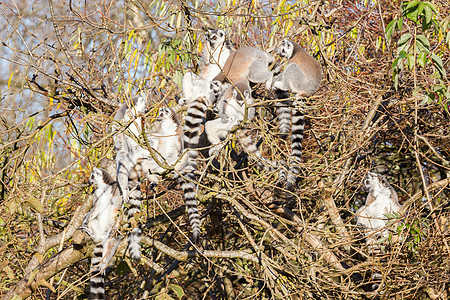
[181,71,218,105]
[205,46,274,164]
[213,46,275,89]
[272,40,321,191]
[356,172,401,245]
[81,168,121,300]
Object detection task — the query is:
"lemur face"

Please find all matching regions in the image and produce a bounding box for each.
[277,39,294,59]
[210,80,223,97]
[89,167,103,185]
[133,96,149,114]
[364,172,391,192]
[206,29,226,48]
[158,107,171,119]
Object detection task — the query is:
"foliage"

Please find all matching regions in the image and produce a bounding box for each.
[0,0,449,299]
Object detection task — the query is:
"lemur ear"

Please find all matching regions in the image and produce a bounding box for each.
[243,90,250,99]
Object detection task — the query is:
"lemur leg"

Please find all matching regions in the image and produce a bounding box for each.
[116,153,130,202]
[140,158,161,189]
[98,237,121,272]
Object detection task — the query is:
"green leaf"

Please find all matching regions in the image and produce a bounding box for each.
[416,35,430,51]
[423,4,432,25]
[398,33,412,47]
[168,284,184,300]
[405,0,419,11]
[417,51,427,67]
[424,2,438,14]
[417,2,425,18]
[392,57,400,69]
[407,54,415,70]
[385,20,397,43]
[430,53,446,78]
[397,18,403,31]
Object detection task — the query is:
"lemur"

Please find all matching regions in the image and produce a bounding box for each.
[115,98,193,256]
[180,71,219,106]
[212,46,275,89]
[206,46,275,165]
[271,39,322,192]
[180,29,232,105]
[356,172,401,248]
[204,81,254,156]
[80,168,121,300]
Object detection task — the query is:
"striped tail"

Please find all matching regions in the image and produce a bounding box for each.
[126,181,142,260]
[89,243,106,300]
[285,108,305,191]
[181,97,208,244]
[275,90,292,139]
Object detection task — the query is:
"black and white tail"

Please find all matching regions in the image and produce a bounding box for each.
[181,97,209,244]
[126,181,143,260]
[89,244,106,300]
[275,90,292,139]
[277,106,305,192]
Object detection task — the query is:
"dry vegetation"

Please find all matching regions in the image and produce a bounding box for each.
[0,0,449,299]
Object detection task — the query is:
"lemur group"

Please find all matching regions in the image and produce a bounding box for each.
[80,29,401,299]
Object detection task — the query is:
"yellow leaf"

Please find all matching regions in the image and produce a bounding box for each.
[8,71,15,89]
[26,196,45,213]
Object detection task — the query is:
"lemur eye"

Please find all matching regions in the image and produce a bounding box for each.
[364,179,370,185]
[212,36,217,41]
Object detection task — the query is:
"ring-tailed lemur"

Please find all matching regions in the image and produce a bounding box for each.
[206,46,275,165]
[356,172,401,248]
[204,80,255,155]
[180,71,218,105]
[115,99,189,258]
[271,39,321,191]
[115,96,150,204]
[180,29,231,105]
[80,168,121,300]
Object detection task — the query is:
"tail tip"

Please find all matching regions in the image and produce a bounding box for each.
[191,231,200,246]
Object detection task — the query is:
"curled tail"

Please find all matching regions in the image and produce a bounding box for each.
[89,243,105,300]
[182,97,208,244]
[126,181,142,260]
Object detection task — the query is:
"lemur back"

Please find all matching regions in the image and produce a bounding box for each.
[200,29,233,82]
[81,168,121,300]
[213,46,274,89]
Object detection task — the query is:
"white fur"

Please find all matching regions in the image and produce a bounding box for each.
[356,172,401,242]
